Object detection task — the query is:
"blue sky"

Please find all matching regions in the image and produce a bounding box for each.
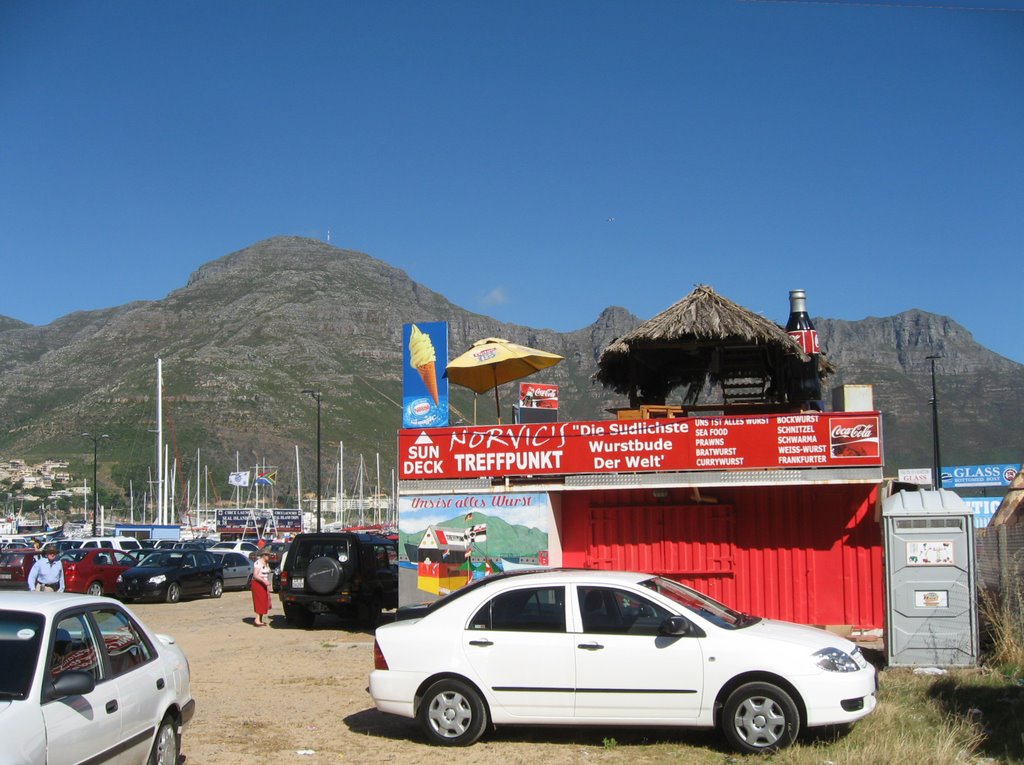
[3,1,1023,362]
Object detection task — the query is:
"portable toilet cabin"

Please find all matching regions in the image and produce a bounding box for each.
[882,489,978,666]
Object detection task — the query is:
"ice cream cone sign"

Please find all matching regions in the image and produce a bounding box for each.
[403,322,449,428]
[445,337,563,424]
[409,325,439,405]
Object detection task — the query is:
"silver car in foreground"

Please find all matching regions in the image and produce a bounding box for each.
[0,591,195,764]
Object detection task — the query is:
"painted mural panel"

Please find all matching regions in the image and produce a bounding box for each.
[398,492,551,603]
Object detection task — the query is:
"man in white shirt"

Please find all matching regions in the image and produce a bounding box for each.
[27,546,65,592]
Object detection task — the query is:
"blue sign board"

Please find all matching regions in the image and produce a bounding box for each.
[940,464,1020,489]
[962,497,1000,528]
[403,322,449,428]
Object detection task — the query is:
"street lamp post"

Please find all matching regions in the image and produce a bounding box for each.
[302,390,323,533]
[927,355,943,490]
[81,432,109,537]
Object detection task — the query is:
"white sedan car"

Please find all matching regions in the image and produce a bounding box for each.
[370,569,877,753]
[0,591,195,764]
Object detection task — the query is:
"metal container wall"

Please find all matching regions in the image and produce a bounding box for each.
[561,483,883,629]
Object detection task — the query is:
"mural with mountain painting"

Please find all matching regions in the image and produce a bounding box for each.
[398,493,550,601]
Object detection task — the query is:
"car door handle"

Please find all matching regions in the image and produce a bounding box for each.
[105,700,118,714]
[468,639,493,647]
[577,642,605,651]
[156,678,165,690]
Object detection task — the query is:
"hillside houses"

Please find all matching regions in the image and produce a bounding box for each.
[1,457,79,505]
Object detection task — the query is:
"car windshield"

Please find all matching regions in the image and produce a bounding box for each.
[0,610,45,698]
[639,576,758,630]
[137,552,183,568]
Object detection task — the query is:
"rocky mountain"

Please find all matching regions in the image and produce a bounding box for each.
[1,236,1020,505]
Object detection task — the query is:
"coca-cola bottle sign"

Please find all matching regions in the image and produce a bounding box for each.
[788,329,820,355]
[829,417,880,458]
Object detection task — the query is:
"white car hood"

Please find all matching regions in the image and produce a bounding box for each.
[742,618,857,652]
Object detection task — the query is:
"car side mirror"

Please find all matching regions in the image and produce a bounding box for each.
[659,615,704,638]
[46,670,96,700]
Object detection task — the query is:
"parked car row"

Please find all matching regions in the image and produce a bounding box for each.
[0,543,245,604]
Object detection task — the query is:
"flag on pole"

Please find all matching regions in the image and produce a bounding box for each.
[228,471,250,487]
[255,471,277,486]
[468,523,487,543]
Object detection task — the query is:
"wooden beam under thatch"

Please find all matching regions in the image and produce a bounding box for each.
[593,285,833,408]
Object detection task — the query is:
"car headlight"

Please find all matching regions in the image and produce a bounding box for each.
[813,646,861,672]
[148,574,167,585]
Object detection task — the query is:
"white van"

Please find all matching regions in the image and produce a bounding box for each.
[79,536,144,552]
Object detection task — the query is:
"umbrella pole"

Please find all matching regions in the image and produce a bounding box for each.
[493,367,501,424]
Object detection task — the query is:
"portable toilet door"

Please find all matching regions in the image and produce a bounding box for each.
[882,489,978,666]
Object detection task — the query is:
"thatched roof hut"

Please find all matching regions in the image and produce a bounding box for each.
[594,285,833,409]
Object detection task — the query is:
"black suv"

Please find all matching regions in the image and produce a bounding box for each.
[278,532,398,628]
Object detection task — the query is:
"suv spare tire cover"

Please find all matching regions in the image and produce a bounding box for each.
[305,556,342,594]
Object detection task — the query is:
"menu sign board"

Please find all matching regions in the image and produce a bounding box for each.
[400,412,882,480]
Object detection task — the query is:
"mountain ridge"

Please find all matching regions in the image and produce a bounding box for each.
[1,236,1020,505]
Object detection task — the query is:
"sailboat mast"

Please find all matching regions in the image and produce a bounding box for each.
[358,455,365,526]
[156,358,164,526]
[195,448,201,525]
[294,445,302,531]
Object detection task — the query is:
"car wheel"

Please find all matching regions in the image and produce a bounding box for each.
[418,678,488,746]
[284,603,315,628]
[305,556,342,594]
[148,714,179,765]
[721,681,800,754]
[86,581,104,596]
[165,582,182,604]
[211,578,223,598]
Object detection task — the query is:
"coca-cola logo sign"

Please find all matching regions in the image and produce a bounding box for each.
[472,348,498,362]
[829,417,880,458]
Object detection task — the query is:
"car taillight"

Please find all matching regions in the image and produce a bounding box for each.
[373,639,389,670]
[280,571,289,586]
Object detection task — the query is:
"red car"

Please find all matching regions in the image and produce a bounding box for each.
[60,548,140,596]
[0,548,38,589]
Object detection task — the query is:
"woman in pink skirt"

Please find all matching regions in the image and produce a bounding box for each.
[251,548,271,627]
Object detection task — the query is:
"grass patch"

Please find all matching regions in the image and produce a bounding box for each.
[492,668,1002,764]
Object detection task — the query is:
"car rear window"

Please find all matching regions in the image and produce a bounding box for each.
[0,610,45,698]
[0,552,30,567]
[292,539,351,569]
